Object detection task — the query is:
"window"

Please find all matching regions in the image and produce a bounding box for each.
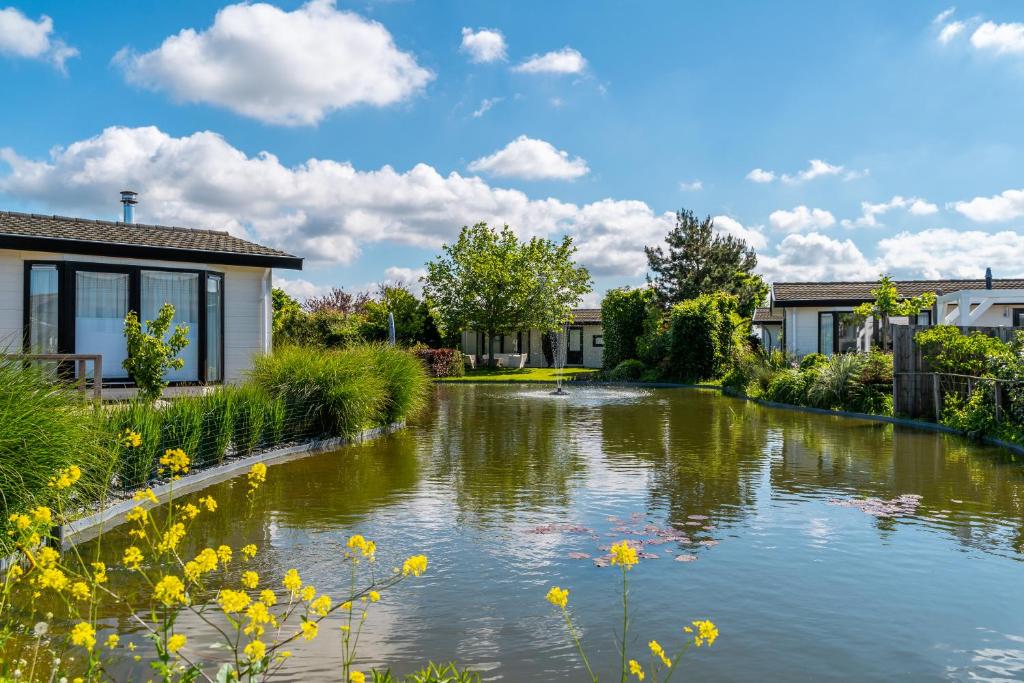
[76,271,130,378]
[912,311,932,326]
[819,311,860,355]
[27,264,59,354]
[206,274,223,382]
[142,271,199,382]
[593,334,604,347]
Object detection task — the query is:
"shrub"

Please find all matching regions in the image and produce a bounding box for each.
[764,369,810,405]
[123,302,190,402]
[942,386,996,435]
[799,353,827,371]
[847,351,894,415]
[413,348,465,378]
[601,287,655,371]
[0,358,105,538]
[806,353,866,410]
[195,390,233,467]
[364,344,430,425]
[609,359,646,381]
[665,293,738,381]
[915,325,1010,376]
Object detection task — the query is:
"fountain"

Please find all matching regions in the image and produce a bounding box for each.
[550,322,569,395]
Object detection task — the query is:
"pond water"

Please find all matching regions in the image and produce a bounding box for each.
[85,385,1024,680]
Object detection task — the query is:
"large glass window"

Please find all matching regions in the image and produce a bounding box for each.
[819,312,860,355]
[76,271,129,378]
[28,264,59,354]
[206,274,223,382]
[142,271,199,382]
[819,313,835,355]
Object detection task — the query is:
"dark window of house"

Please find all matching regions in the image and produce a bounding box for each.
[819,312,860,355]
[28,264,59,354]
[206,274,223,382]
[593,334,604,347]
[912,311,932,326]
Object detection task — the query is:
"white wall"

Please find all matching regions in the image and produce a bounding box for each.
[0,248,270,383]
[783,306,874,357]
[460,323,605,368]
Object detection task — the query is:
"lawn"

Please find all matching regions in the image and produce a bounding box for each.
[437,367,600,383]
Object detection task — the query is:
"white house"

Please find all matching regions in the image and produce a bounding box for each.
[752,307,782,352]
[768,273,1024,357]
[460,308,604,369]
[0,195,302,386]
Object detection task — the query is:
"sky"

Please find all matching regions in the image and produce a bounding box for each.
[1,1,1024,304]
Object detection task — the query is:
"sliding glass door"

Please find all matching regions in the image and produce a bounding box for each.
[27,264,59,354]
[141,271,199,382]
[75,271,129,378]
[206,274,223,382]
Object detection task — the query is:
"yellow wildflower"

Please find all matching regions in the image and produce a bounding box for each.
[244,639,266,661]
[129,527,147,540]
[350,673,366,683]
[199,495,217,512]
[301,620,318,641]
[217,545,233,564]
[248,463,267,490]
[7,565,24,582]
[301,584,316,602]
[245,601,272,635]
[105,633,119,649]
[156,522,186,552]
[183,561,202,583]
[545,586,569,609]
[167,633,186,654]
[241,543,257,560]
[153,575,186,606]
[71,581,91,601]
[689,619,719,647]
[310,595,332,617]
[8,513,31,531]
[260,589,277,607]
[90,561,107,584]
[49,465,81,489]
[179,503,200,521]
[123,546,143,570]
[193,548,218,573]
[36,546,59,568]
[218,589,251,614]
[160,448,190,475]
[133,488,158,504]
[402,554,428,577]
[37,567,69,591]
[610,541,638,569]
[629,659,645,680]
[32,506,52,525]
[241,570,259,589]
[368,590,380,603]
[283,568,302,594]
[649,640,671,667]
[122,429,142,448]
[70,622,95,650]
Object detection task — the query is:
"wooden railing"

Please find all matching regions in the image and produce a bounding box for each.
[0,353,103,401]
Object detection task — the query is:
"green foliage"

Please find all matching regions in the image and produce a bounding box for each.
[123,302,191,402]
[105,399,163,489]
[360,284,428,343]
[806,353,866,410]
[915,325,1010,376]
[636,304,669,371]
[644,209,762,313]
[195,390,233,467]
[942,386,997,435]
[272,287,305,346]
[853,275,936,349]
[665,292,738,381]
[229,383,268,456]
[363,343,430,424]
[414,348,466,377]
[798,353,827,371]
[371,662,481,683]
[609,359,647,381]
[160,398,204,459]
[600,287,655,370]
[721,349,788,396]
[846,350,894,415]
[764,369,811,405]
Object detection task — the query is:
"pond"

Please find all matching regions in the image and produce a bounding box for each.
[83,385,1024,680]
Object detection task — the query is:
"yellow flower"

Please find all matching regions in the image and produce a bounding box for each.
[260,589,277,607]
[91,561,107,584]
[8,512,31,531]
[610,541,638,569]
[133,488,158,504]
[629,659,645,680]
[193,548,218,573]
[167,633,186,654]
[301,585,316,602]
[248,463,267,490]
[105,633,119,649]
[300,620,318,641]
[649,640,671,667]
[283,568,302,594]
[241,571,259,589]
[690,619,719,648]
[36,546,59,568]
[123,546,144,570]
[402,555,428,577]
[37,567,69,592]
[368,590,380,603]
[350,673,366,683]
[241,543,258,560]
[70,622,96,650]
[157,523,186,553]
[129,527,147,540]
[545,586,569,609]
[32,506,53,525]
[244,639,266,661]
[218,589,252,614]
[7,565,24,582]
[71,581,91,600]
[122,429,142,448]
[49,465,81,489]
[183,561,202,583]
[199,495,217,512]
[153,575,186,606]
[160,448,190,475]
[179,503,200,521]
[310,595,332,617]
[340,601,353,611]
[217,545,233,564]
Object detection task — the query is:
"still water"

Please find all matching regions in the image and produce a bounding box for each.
[93,385,1024,681]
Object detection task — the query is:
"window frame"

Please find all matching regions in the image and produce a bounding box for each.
[23,260,225,386]
[592,334,604,347]
[817,310,861,355]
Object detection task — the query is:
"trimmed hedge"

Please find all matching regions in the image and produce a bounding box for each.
[666,293,738,381]
[609,359,646,381]
[601,287,655,371]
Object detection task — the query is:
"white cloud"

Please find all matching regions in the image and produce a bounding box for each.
[970,21,1024,55]
[952,188,1024,222]
[513,47,587,75]
[679,180,703,191]
[383,266,427,295]
[467,135,589,180]
[768,205,836,233]
[273,276,329,301]
[938,21,966,45]
[460,27,507,63]
[878,228,1024,279]
[840,195,938,228]
[115,0,433,126]
[472,96,503,118]
[712,215,767,250]
[746,168,775,183]
[0,125,670,278]
[781,159,845,184]
[0,7,77,72]
[758,233,876,282]
[934,7,956,25]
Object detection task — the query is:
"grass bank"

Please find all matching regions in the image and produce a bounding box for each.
[436,367,599,383]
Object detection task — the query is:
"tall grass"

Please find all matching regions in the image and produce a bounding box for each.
[105,399,163,489]
[0,358,105,544]
[361,343,429,424]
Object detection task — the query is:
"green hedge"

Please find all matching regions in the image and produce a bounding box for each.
[600,288,655,371]
[666,293,738,381]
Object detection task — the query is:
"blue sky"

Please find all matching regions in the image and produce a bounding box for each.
[2,1,1024,303]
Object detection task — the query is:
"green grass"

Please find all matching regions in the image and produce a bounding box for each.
[436,366,599,383]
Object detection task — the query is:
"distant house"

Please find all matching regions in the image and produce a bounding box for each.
[768,274,1024,357]
[752,307,782,352]
[460,308,604,369]
[0,194,302,386]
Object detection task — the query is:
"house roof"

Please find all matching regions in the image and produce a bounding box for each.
[571,308,601,324]
[772,279,1024,306]
[752,307,783,323]
[0,211,303,269]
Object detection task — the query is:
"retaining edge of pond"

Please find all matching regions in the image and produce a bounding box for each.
[58,421,406,550]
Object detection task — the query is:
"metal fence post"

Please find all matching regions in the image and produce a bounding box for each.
[994,381,1002,424]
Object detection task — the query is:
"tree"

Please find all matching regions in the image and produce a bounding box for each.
[854,275,936,351]
[644,209,763,314]
[272,288,304,341]
[123,303,190,402]
[304,287,370,315]
[360,283,427,344]
[423,222,592,366]
[601,287,656,371]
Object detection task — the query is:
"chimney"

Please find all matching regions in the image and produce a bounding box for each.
[985,267,993,290]
[120,190,138,224]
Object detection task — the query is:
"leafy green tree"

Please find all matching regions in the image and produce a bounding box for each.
[123,303,190,402]
[854,275,936,350]
[666,292,739,381]
[423,223,592,365]
[272,288,305,342]
[601,287,656,370]
[644,209,763,314]
[360,284,427,343]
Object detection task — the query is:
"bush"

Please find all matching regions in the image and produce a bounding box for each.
[123,302,190,402]
[665,293,738,381]
[943,386,997,435]
[807,353,866,410]
[915,325,1010,376]
[414,348,465,378]
[195,390,233,467]
[799,353,827,371]
[847,351,894,415]
[364,344,430,425]
[229,383,268,456]
[764,369,810,405]
[609,359,646,381]
[601,287,655,371]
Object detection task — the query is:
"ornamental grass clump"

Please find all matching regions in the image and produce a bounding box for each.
[361,343,430,424]
[546,539,719,681]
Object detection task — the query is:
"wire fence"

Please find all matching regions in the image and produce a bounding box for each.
[894,372,1024,424]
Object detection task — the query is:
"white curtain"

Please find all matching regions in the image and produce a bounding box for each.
[76,271,129,377]
[141,271,199,382]
[29,265,59,354]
